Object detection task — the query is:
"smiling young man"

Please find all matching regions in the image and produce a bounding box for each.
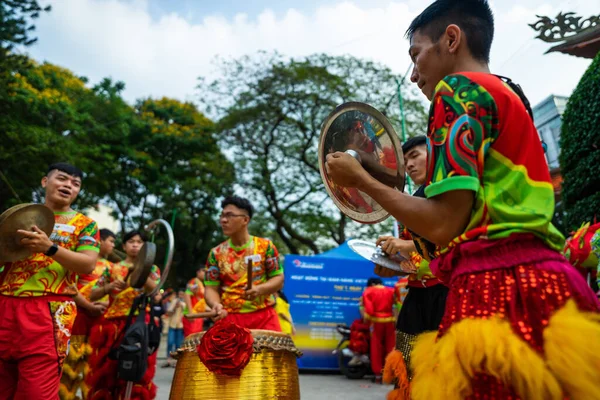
[375,136,449,395]
[0,163,99,400]
[325,1,600,398]
[204,196,284,331]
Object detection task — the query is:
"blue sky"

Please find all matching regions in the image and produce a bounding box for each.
[28,0,599,107]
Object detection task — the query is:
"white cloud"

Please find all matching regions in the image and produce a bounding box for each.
[29,0,599,108]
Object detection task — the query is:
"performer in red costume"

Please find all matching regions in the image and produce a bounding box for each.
[0,163,99,400]
[325,1,600,398]
[361,277,396,384]
[182,266,208,336]
[205,196,284,331]
[60,228,116,400]
[86,230,160,400]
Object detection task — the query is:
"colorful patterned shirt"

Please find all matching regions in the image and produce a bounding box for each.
[393,276,408,309]
[184,277,206,315]
[205,236,283,314]
[79,258,112,301]
[425,73,564,254]
[0,211,99,297]
[100,260,161,319]
[400,222,436,282]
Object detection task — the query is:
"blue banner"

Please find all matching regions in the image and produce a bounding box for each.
[283,241,397,370]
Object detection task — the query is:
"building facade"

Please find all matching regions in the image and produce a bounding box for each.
[533,95,568,201]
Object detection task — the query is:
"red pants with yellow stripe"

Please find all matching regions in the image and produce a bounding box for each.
[0,294,76,400]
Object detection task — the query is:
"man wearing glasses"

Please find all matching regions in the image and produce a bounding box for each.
[204,196,284,330]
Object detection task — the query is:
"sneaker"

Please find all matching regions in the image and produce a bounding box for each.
[373,376,383,384]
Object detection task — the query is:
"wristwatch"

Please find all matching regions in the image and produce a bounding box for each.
[45,243,59,257]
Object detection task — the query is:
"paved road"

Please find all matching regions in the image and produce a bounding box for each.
[155,363,391,399]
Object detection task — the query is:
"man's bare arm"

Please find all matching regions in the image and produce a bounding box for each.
[361,178,473,246]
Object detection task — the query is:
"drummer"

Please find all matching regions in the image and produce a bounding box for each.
[0,162,100,400]
[86,230,161,400]
[325,0,600,397]
[205,196,284,331]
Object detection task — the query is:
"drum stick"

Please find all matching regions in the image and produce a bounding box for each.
[246,258,253,290]
[186,310,217,320]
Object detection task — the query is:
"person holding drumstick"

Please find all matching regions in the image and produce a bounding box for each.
[325,0,600,398]
[204,196,284,331]
[0,163,100,400]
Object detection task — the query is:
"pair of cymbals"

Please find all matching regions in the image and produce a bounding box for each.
[0,204,54,262]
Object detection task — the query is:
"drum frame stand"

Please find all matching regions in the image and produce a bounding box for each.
[123,219,174,400]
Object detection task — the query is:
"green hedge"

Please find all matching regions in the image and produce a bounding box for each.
[559,52,600,231]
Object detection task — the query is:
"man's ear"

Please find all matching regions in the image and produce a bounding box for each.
[445,24,462,54]
[41,176,48,188]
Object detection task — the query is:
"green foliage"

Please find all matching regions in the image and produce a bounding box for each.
[200,52,427,254]
[559,52,600,231]
[0,59,234,287]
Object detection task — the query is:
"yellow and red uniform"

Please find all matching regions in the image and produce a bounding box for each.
[182,277,206,336]
[59,257,112,400]
[0,211,99,400]
[86,260,161,400]
[205,236,283,330]
[362,284,395,377]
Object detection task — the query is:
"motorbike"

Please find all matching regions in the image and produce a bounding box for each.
[332,323,371,379]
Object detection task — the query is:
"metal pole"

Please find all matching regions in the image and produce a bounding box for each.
[395,63,414,195]
[393,63,414,236]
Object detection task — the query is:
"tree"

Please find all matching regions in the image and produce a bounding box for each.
[559,52,600,231]
[199,52,427,254]
[0,0,51,116]
[0,58,234,286]
[0,61,117,210]
[109,97,235,285]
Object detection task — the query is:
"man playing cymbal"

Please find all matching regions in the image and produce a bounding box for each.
[0,162,100,400]
[326,0,600,398]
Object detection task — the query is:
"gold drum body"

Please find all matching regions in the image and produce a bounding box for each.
[169,330,301,400]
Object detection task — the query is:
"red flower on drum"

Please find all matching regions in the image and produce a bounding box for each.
[196,320,254,376]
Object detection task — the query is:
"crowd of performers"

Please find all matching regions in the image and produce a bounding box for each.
[0,158,287,400]
[2,0,600,399]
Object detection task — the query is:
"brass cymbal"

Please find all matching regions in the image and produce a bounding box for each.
[318,102,405,224]
[0,204,55,262]
[128,241,156,289]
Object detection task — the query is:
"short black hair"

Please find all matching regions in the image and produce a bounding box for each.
[367,277,383,287]
[100,228,116,241]
[406,0,494,63]
[123,230,148,243]
[221,196,254,219]
[402,135,427,154]
[47,162,83,179]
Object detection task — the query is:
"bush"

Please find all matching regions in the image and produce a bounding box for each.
[559,52,600,231]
